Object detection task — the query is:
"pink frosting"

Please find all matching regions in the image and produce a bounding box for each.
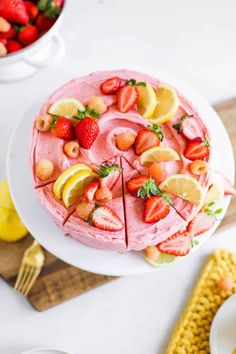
[30,69,212,252]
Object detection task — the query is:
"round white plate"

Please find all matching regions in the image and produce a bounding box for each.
[210,293,236,354]
[7,68,235,276]
[21,348,71,354]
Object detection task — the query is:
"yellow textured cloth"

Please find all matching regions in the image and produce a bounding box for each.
[166,249,236,354]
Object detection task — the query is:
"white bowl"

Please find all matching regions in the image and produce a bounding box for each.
[7,68,235,276]
[0,1,66,82]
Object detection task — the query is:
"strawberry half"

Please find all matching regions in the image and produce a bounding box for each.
[117,85,139,113]
[181,116,204,140]
[51,116,75,140]
[157,231,192,256]
[184,137,210,161]
[187,211,215,236]
[134,125,163,155]
[98,164,122,190]
[90,205,124,231]
[100,76,121,95]
[0,0,29,25]
[126,175,149,196]
[144,196,170,223]
[83,181,99,202]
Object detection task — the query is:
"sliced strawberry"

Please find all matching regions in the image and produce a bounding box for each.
[213,172,236,196]
[144,196,170,223]
[187,211,215,236]
[83,181,99,202]
[98,163,122,190]
[100,76,121,95]
[126,175,149,196]
[157,231,192,256]
[90,205,124,231]
[134,125,163,155]
[117,85,139,113]
[181,116,204,140]
[184,137,210,161]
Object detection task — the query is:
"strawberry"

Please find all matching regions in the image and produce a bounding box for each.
[0,26,16,40]
[187,211,216,236]
[144,196,170,223]
[126,175,149,196]
[134,124,163,155]
[157,231,192,256]
[6,39,22,53]
[35,13,56,32]
[116,131,135,151]
[0,38,7,45]
[51,116,75,140]
[24,1,38,20]
[75,117,99,149]
[117,85,139,113]
[18,24,39,46]
[184,137,210,161]
[213,172,236,196]
[90,205,124,232]
[0,0,29,24]
[181,116,204,140]
[83,181,99,202]
[100,76,121,95]
[98,164,122,190]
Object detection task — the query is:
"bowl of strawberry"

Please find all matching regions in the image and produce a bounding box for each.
[0,0,65,82]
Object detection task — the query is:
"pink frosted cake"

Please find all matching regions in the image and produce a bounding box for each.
[30,70,235,263]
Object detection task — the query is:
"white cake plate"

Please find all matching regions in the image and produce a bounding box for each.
[7,68,235,276]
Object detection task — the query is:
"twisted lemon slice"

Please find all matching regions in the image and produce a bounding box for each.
[48,98,85,118]
[140,146,180,166]
[137,83,157,119]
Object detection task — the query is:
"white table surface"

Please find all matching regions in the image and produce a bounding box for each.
[0,0,236,353]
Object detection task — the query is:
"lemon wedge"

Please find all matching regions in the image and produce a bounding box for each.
[137,84,157,119]
[149,84,179,124]
[62,170,98,208]
[204,183,224,206]
[0,206,28,242]
[48,98,85,118]
[53,163,92,200]
[160,174,204,205]
[140,146,180,166]
[0,180,15,209]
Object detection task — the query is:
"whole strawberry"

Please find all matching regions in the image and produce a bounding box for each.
[0,0,29,25]
[74,106,100,149]
[18,24,39,46]
[51,116,75,140]
[75,117,99,149]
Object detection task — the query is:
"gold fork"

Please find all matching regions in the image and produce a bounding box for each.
[14,240,45,296]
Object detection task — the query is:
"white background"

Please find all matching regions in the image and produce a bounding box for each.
[0,0,236,353]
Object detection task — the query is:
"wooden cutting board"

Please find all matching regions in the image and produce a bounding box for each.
[0,98,235,311]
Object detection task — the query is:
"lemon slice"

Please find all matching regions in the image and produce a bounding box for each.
[53,163,92,200]
[145,249,178,267]
[0,206,28,242]
[204,183,224,206]
[149,84,179,124]
[140,146,180,166]
[137,84,157,119]
[48,98,85,118]
[0,180,15,209]
[62,170,98,208]
[160,174,204,205]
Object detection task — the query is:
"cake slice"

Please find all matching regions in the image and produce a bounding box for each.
[121,157,187,251]
[63,156,127,252]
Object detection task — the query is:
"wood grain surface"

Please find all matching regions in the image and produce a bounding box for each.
[0,98,235,311]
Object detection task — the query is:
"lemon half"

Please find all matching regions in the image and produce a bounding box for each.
[140,146,180,166]
[160,174,204,205]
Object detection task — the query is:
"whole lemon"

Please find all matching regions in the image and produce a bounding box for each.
[0,180,15,209]
[0,206,28,242]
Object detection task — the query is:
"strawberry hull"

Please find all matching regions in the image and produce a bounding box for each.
[30,70,217,252]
